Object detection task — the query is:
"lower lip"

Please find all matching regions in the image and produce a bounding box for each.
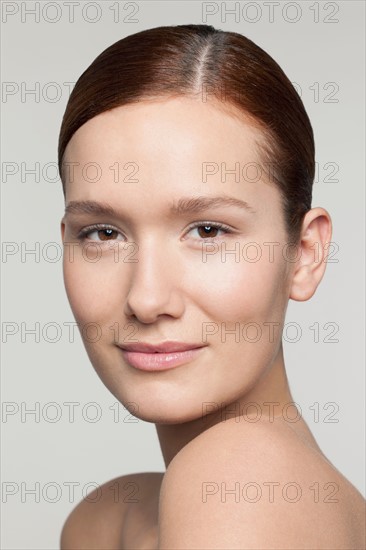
[119,347,205,371]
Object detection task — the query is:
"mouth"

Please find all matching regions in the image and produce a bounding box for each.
[118,341,205,353]
[117,342,207,371]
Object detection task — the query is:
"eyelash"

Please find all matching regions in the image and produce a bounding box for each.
[76,221,234,244]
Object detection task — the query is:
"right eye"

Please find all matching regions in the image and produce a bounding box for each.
[77,224,125,242]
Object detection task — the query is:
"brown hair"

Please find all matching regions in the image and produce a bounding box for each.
[58,23,314,243]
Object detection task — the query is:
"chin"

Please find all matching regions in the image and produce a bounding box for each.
[122,389,208,425]
[102,379,211,425]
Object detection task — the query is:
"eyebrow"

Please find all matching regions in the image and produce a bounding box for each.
[63,195,256,218]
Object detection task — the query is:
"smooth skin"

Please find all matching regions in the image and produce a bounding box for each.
[59,96,365,549]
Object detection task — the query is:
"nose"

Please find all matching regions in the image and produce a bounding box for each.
[123,237,185,324]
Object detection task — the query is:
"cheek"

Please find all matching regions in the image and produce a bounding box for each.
[62,253,126,325]
[192,246,288,322]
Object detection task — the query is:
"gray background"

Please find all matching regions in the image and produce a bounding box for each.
[1,1,365,548]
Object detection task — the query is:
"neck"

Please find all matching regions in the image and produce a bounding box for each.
[155,345,295,469]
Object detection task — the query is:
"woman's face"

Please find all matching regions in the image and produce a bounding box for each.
[61,96,295,424]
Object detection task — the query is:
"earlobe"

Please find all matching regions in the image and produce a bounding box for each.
[60,220,65,243]
[289,207,333,302]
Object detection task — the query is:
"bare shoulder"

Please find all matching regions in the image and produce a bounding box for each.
[159,417,366,549]
[60,471,164,549]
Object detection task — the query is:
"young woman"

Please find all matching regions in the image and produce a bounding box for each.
[58,24,365,549]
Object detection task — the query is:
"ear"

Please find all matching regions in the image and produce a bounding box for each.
[60,218,65,243]
[289,207,333,302]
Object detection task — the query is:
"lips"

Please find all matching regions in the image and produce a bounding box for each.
[118,341,205,353]
[118,341,207,371]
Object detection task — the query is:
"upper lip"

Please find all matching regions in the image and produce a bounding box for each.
[118,341,205,353]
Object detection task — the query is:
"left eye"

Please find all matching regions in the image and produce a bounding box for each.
[185,223,231,240]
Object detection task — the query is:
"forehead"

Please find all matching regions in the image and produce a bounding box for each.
[61,96,282,221]
[63,96,265,169]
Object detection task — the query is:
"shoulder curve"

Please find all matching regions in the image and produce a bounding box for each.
[159,418,364,549]
[164,415,315,479]
[60,471,163,550]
